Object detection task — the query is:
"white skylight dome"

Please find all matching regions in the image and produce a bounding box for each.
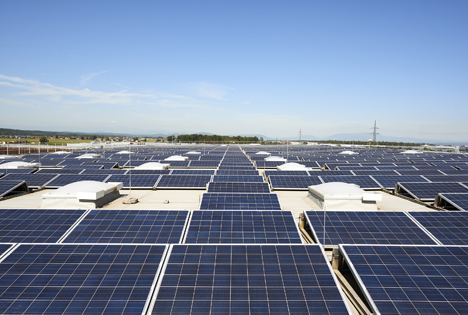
[307,182,381,211]
[0,161,38,169]
[255,151,271,155]
[265,156,287,161]
[48,151,70,155]
[134,162,170,170]
[164,155,188,161]
[186,151,201,155]
[116,150,134,154]
[76,153,102,159]
[0,155,19,159]
[277,162,310,171]
[339,150,359,155]
[401,150,423,154]
[41,181,123,209]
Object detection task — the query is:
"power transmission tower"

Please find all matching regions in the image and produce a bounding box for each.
[370,121,379,143]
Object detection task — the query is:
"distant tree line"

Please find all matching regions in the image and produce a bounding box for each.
[315,140,434,146]
[170,134,262,143]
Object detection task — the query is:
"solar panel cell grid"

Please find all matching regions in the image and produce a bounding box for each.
[0,174,58,188]
[268,175,322,190]
[305,211,437,246]
[396,182,468,200]
[199,193,282,210]
[0,180,27,198]
[46,174,110,188]
[157,175,212,188]
[437,193,468,211]
[207,182,271,193]
[212,175,264,183]
[185,211,302,244]
[152,244,350,315]
[410,212,468,245]
[319,175,381,189]
[0,244,166,315]
[105,174,160,188]
[63,210,188,244]
[342,245,468,315]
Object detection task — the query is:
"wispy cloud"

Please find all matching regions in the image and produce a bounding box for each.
[190,81,232,100]
[80,70,108,86]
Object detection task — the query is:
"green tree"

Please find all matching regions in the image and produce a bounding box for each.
[39,136,48,144]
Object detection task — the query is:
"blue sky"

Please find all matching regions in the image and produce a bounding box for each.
[1,1,467,141]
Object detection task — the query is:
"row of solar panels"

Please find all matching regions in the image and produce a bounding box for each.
[0,209,299,244]
[268,174,468,192]
[0,174,267,189]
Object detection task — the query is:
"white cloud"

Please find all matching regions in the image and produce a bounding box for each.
[80,70,108,86]
[190,81,232,100]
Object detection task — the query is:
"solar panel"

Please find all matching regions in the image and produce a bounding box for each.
[424,175,468,182]
[268,175,322,190]
[263,170,309,177]
[62,164,104,169]
[0,173,58,188]
[0,244,167,314]
[207,182,271,193]
[255,161,285,168]
[0,180,28,199]
[189,160,219,168]
[63,210,188,243]
[396,169,445,176]
[184,211,302,244]
[171,170,215,175]
[436,193,468,211]
[305,211,437,246]
[341,244,468,315]
[396,182,468,200]
[80,169,129,175]
[371,175,429,189]
[157,175,212,189]
[0,209,85,243]
[212,175,264,183]
[105,174,160,188]
[316,170,354,176]
[351,170,399,176]
[46,174,110,188]
[218,166,256,170]
[0,168,35,174]
[151,244,351,315]
[199,193,282,210]
[319,175,381,189]
[35,168,83,174]
[410,212,468,245]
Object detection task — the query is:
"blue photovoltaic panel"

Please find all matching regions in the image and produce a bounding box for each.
[0,244,166,315]
[152,244,350,315]
[80,169,128,175]
[317,170,354,176]
[396,182,468,200]
[46,174,109,188]
[437,193,468,211]
[371,175,429,189]
[63,210,188,244]
[410,212,468,245]
[396,169,445,176]
[0,168,35,174]
[185,211,302,244]
[164,161,190,167]
[35,168,83,174]
[269,175,322,190]
[218,166,256,170]
[263,171,309,177]
[336,166,377,171]
[0,173,57,188]
[0,180,27,198]
[0,209,85,243]
[122,160,148,167]
[105,174,160,188]
[189,160,219,168]
[255,161,285,168]
[342,244,468,315]
[319,175,381,189]
[126,169,170,175]
[305,211,437,246]
[212,175,264,183]
[171,170,215,175]
[62,164,104,169]
[157,175,212,188]
[200,193,282,210]
[351,170,399,176]
[423,175,468,182]
[207,182,271,193]
[216,170,259,176]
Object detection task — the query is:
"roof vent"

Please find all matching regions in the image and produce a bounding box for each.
[164,155,188,161]
[0,161,38,169]
[134,162,170,170]
[307,182,382,211]
[277,162,311,171]
[41,181,123,209]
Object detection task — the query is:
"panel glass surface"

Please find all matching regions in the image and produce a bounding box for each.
[200,193,282,210]
[207,182,270,193]
[0,174,58,188]
[268,175,322,190]
[410,212,468,245]
[157,175,212,188]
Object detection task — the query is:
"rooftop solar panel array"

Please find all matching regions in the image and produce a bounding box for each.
[212,175,264,183]
[0,209,85,243]
[200,193,282,210]
[436,193,468,211]
[0,180,28,199]
[63,210,188,244]
[46,174,110,188]
[371,175,430,189]
[0,244,167,315]
[342,244,468,315]
[157,175,212,189]
[396,182,468,200]
[319,175,381,189]
[409,212,468,245]
[269,175,322,190]
[207,182,271,193]
[185,211,302,244]
[152,244,351,315]
[105,174,160,188]
[305,211,437,246]
[0,173,58,188]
